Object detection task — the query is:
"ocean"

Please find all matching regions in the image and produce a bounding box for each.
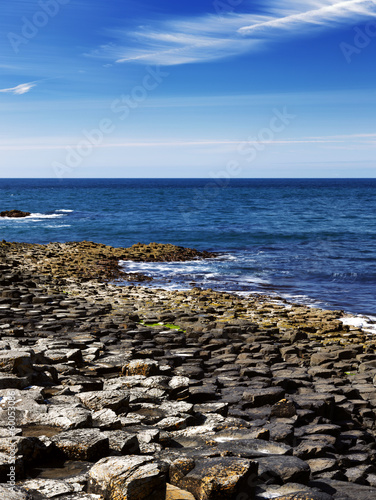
[1,178,375,317]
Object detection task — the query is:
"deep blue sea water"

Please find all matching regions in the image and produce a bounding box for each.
[1,178,376,316]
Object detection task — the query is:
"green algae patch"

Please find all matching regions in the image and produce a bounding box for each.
[141,321,186,332]
[164,323,184,330]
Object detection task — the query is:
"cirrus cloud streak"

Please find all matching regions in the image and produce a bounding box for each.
[87,0,376,66]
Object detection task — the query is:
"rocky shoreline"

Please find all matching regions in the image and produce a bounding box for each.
[1,241,376,499]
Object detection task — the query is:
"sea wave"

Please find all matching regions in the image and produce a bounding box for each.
[44,224,72,228]
[118,257,273,295]
[341,315,376,334]
[213,254,239,261]
[28,213,64,219]
[1,214,61,220]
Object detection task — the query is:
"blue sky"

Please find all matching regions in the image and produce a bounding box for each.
[0,0,375,178]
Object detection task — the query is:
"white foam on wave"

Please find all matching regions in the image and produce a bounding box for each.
[341,315,376,334]
[278,293,334,312]
[213,254,238,261]
[45,224,71,228]
[203,272,221,279]
[119,255,274,295]
[28,213,63,219]
[56,209,73,212]
[242,276,270,285]
[120,260,213,275]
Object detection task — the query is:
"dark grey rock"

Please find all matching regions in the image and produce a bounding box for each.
[77,390,130,413]
[256,455,311,484]
[311,479,376,500]
[51,429,109,461]
[243,387,285,407]
[88,455,167,499]
[103,430,140,454]
[170,456,258,500]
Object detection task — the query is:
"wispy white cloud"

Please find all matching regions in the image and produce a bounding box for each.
[91,0,376,65]
[0,82,37,95]
[239,0,376,34]
[0,132,375,151]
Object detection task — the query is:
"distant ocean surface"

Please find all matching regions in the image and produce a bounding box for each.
[1,178,376,317]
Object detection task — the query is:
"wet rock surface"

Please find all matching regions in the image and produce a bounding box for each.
[0,210,31,218]
[0,240,217,282]
[0,241,376,499]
